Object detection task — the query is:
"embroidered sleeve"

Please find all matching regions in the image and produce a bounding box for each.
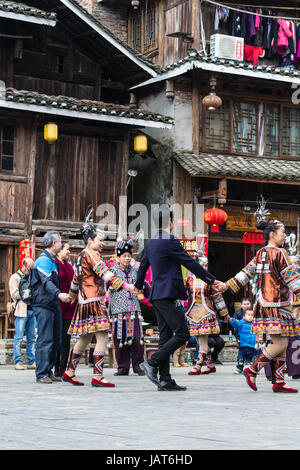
[211,292,228,317]
[93,260,124,291]
[226,260,256,294]
[280,265,300,298]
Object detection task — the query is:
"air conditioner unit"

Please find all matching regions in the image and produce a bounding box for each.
[210,34,244,61]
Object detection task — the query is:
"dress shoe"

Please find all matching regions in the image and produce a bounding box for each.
[91,377,115,387]
[292,375,300,380]
[243,367,257,391]
[201,366,216,375]
[158,379,187,391]
[36,376,52,384]
[136,370,145,376]
[272,382,298,393]
[139,360,159,385]
[214,359,223,365]
[114,371,129,376]
[15,363,24,370]
[49,374,62,382]
[62,372,84,386]
[27,363,36,370]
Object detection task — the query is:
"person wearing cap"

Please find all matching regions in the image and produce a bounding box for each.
[109,240,145,376]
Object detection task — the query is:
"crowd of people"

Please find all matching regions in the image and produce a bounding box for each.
[7,204,300,394]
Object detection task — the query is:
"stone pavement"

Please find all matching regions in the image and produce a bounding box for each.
[1,363,300,450]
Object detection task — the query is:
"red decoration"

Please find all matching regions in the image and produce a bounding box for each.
[203,208,227,233]
[19,240,35,269]
[242,232,263,244]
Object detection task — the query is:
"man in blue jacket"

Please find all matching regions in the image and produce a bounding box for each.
[135,205,220,391]
[32,231,71,384]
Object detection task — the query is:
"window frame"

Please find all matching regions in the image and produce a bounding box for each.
[202,97,300,159]
[0,124,15,173]
[128,0,159,54]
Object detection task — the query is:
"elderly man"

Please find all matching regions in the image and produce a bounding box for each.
[9,257,35,370]
[32,231,72,384]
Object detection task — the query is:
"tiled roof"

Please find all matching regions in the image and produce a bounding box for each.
[173,152,300,183]
[0,1,56,21]
[5,88,174,125]
[160,49,300,78]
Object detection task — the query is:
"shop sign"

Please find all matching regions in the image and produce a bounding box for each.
[242,232,263,244]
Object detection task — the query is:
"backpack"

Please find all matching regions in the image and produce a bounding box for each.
[19,271,33,305]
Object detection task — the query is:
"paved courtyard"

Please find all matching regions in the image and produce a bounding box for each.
[1,362,300,451]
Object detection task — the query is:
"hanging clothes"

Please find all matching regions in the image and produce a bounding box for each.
[244,45,265,65]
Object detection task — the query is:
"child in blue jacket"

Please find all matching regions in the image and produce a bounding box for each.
[228,309,258,374]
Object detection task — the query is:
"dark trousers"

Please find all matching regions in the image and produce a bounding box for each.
[34,306,62,379]
[236,346,257,372]
[113,314,144,374]
[208,334,225,362]
[55,318,72,376]
[149,299,190,382]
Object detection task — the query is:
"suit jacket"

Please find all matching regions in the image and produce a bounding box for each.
[135,230,215,301]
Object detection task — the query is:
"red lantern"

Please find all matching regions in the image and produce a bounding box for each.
[203,208,227,233]
[19,239,35,269]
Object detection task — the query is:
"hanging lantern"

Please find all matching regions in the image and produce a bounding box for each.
[202,74,222,111]
[134,135,148,152]
[203,207,227,233]
[44,122,58,143]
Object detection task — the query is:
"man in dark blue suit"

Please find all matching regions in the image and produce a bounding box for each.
[135,205,220,391]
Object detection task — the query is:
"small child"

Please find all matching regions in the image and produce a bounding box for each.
[227,309,258,374]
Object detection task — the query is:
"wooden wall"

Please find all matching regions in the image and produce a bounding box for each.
[33,132,126,223]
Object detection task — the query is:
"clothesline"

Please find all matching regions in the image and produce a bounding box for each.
[201,0,300,22]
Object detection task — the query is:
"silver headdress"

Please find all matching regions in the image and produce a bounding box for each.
[286,233,300,264]
[253,194,270,224]
[195,236,208,266]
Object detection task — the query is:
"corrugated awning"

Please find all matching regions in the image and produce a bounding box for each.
[173,152,300,183]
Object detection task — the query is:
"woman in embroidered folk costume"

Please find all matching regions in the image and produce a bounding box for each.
[62,209,136,387]
[185,250,229,376]
[219,219,300,393]
[109,240,145,376]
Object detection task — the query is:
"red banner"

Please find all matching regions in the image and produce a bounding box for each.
[242,232,263,244]
[19,240,35,269]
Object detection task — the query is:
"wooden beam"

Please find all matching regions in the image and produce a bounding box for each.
[192,174,300,186]
[192,69,200,154]
[24,120,37,238]
[191,0,201,50]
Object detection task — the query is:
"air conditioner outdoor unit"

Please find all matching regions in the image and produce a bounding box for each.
[210,34,244,61]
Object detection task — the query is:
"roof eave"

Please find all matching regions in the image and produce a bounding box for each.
[0,10,56,26]
[130,60,300,90]
[0,98,173,129]
[60,0,158,79]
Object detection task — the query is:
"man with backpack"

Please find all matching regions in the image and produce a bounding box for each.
[9,257,35,370]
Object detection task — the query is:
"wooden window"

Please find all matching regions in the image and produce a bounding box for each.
[129,1,158,53]
[204,99,300,158]
[1,125,14,172]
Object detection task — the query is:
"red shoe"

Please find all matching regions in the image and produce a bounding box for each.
[188,366,201,375]
[243,367,257,391]
[91,377,115,387]
[62,372,84,386]
[201,366,216,375]
[272,382,298,393]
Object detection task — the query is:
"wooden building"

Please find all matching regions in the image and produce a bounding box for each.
[123,0,300,301]
[0,0,173,319]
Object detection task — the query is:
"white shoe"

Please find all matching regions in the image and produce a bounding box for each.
[234,369,242,374]
[15,363,24,370]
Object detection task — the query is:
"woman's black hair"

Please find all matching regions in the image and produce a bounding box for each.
[81,225,97,245]
[256,219,284,245]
